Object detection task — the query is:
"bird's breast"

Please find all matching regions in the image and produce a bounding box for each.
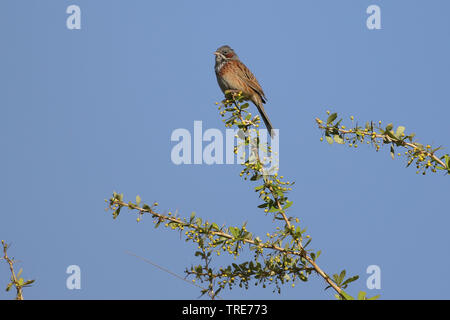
[214,60,227,75]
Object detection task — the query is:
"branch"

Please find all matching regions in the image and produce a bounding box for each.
[1,240,34,300]
[316,111,450,175]
[106,94,364,300]
[107,97,382,300]
[225,94,351,296]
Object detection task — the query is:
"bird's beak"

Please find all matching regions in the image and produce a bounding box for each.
[213,51,219,56]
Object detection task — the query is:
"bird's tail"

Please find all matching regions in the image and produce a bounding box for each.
[255,102,275,137]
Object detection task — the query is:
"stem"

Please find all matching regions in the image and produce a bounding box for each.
[235,102,344,296]
[316,118,447,169]
[1,241,23,300]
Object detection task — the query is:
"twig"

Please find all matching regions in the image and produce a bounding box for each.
[125,250,221,299]
[1,241,23,300]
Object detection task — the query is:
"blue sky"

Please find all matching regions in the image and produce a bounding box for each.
[0,0,449,299]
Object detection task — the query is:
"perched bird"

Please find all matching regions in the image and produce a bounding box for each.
[214,45,274,136]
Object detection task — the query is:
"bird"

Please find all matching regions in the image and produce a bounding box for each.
[213,45,274,136]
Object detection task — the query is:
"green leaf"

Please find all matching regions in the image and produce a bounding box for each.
[268,206,280,213]
[17,268,23,278]
[23,280,35,286]
[325,135,334,145]
[395,126,405,138]
[413,143,424,150]
[135,195,141,205]
[254,185,264,192]
[340,291,354,300]
[113,206,121,219]
[303,238,312,248]
[431,146,442,154]
[316,250,322,259]
[283,201,293,210]
[334,135,344,144]
[214,287,222,297]
[250,173,262,181]
[5,282,12,292]
[229,227,239,238]
[339,270,346,283]
[357,291,367,300]
[367,294,381,300]
[385,129,397,140]
[341,275,359,286]
[194,251,203,257]
[327,113,337,124]
[385,123,393,132]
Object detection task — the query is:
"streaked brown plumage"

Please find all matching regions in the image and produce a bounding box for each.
[214,45,274,136]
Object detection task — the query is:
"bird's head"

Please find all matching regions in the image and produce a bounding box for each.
[214,45,238,63]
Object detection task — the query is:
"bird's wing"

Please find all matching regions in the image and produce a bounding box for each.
[236,61,267,103]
